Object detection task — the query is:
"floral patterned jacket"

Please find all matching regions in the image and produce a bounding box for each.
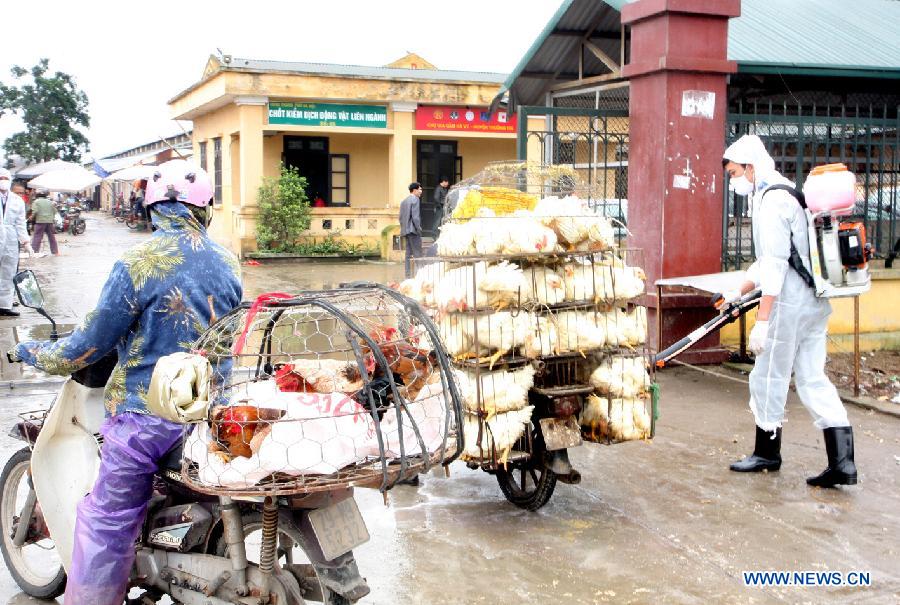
[15,202,243,416]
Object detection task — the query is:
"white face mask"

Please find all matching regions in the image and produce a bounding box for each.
[0,180,10,192]
[729,174,754,196]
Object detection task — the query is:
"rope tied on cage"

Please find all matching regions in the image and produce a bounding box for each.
[232,292,294,355]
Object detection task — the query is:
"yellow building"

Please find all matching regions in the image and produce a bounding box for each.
[169,53,530,257]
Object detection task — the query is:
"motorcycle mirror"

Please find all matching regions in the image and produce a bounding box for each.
[13,270,45,310]
[13,270,58,339]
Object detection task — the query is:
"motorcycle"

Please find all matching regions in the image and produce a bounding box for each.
[52,204,86,236]
[0,270,373,604]
[125,205,149,231]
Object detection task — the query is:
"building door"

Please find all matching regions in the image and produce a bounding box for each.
[417,139,458,237]
[284,136,330,204]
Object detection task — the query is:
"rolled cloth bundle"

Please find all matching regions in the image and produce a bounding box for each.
[147,352,212,423]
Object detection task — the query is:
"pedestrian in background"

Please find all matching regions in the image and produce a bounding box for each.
[0,168,30,317]
[30,189,60,256]
[399,182,423,278]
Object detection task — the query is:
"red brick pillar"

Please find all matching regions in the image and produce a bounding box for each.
[622,0,741,363]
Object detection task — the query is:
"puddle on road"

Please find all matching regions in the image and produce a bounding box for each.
[14,324,78,341]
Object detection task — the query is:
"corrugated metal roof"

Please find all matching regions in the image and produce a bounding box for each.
[729,0,900,73]
[222,57,507,84]
[499,0,900,109]
[500,0,625,110]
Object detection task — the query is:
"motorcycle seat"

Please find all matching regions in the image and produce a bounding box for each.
[158,439,185,472]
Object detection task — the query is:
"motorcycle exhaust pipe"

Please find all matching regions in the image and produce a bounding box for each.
[556,469,582,485]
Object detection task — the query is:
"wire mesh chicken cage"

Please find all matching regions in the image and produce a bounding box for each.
[404,162,655,502]
[179,284,464,497]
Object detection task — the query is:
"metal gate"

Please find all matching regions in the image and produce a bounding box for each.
[516,105,629,230]
[723,102,900,270]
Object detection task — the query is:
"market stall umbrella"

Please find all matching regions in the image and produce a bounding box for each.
[14,159,83,179]
[106,164,156,182]
[28,167,102,193]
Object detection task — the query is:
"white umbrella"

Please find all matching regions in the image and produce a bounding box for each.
[15,159,83,179]
[106,164,156,182]
[28,167,101,193]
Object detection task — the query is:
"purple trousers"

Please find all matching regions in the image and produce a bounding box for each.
[31,222,58,255]
[64,413,183,605]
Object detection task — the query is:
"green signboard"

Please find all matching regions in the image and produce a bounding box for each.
[268,102,388,128]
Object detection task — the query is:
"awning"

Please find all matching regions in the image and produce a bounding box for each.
[28,167,102,193]
[106,165,157,182]
[14,159,83,179]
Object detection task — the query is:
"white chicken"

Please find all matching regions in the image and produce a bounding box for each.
[434,261,525,312]
[560,261,615,302]
[477,261,528,309]
[437,314,472,358]
[570,215,617,252]
[461,406,534,464]
[522,314,558,359]
[470,208,509,255]
[589,355,651,398]
[500,211,559,255]
[399,262,447,306]
[609,265,646,302]
[433,262,488,312]
[615,306,648,346]
[436,221,476,256]
[458,365,535,415]
[522,265,566,305]
[580,395,650,442]
[554,311,608,354]
[532,195,592,246]
[461,311,531,368]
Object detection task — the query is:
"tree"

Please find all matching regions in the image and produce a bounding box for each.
[256,164,312,252]
[0,58,90,163]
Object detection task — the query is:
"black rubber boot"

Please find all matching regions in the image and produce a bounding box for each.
[807,426,858,488]
[730,426,782,472]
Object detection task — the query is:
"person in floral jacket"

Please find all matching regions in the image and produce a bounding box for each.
[13,160,242,605]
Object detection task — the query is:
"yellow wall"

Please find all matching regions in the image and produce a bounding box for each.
[720,270,900,352]
[455,137,517,179]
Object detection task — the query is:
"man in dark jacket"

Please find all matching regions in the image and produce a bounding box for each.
[399,182,423,278]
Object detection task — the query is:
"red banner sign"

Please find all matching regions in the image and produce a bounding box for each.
[415,105,517,133]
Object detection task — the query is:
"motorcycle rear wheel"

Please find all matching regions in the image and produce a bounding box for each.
[71,218,86,235]
[494,421,558,511]
[0,448,67,599]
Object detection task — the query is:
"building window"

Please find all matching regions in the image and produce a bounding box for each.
[199,141,207,171]
[212,137,222,204]
[284,136,351,207]
[330,154,350,206]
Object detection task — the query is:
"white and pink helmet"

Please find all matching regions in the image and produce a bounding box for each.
[145,159,213,208]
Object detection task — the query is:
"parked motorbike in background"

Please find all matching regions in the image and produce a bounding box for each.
[0,271,373,604]
[53,203,86,235]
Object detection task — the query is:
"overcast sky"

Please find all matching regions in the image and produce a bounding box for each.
[0,0,561,161]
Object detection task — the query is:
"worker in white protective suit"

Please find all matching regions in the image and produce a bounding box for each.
[718,135,857,488]
[0,168,31,317]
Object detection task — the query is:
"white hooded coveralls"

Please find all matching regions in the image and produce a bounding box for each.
[0,169,28,310]
[724,135,849,432]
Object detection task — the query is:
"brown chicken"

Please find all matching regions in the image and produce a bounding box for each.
[273,358,371,394]
[365,327,438,401]
[209,405,284,461]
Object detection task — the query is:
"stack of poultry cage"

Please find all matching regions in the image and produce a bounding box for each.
[403,161,656,508]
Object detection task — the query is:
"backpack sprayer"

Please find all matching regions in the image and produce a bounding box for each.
[788,163,873,298]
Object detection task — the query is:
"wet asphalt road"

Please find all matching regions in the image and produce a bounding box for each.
[0,213,898,604]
